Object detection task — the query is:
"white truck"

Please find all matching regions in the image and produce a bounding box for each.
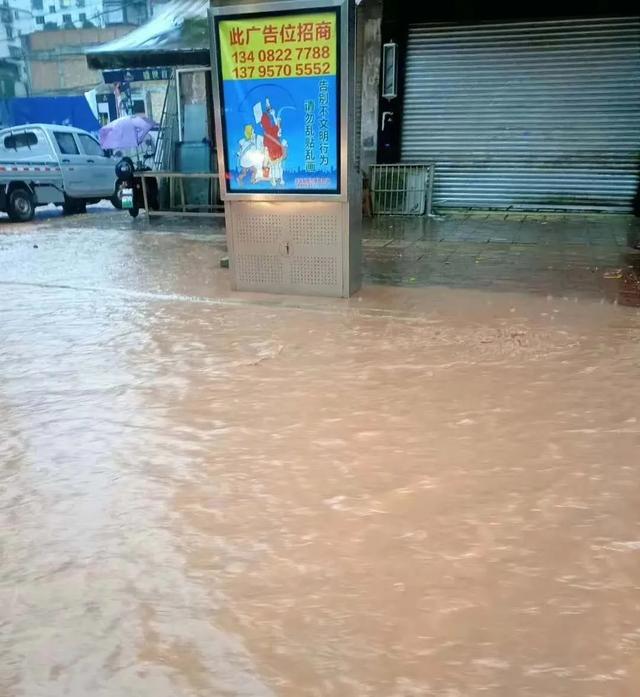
[0,124,118,222]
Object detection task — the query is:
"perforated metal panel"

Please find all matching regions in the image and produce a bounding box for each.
[290,214,340,245]
[290,256,339,286]
[236,215,281,245]
[226,201,350,296]
[235,255,285,286]
[401,17,640,212]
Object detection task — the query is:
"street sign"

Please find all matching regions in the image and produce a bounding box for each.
[215,10,340,194]
[102,68,172,84]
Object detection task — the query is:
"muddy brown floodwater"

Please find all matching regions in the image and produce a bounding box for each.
[2,223,640,697]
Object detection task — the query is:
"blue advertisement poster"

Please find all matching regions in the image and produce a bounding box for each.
[216,11,340,194]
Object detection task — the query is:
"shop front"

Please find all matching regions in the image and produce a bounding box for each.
[379,4,640,213]
[86,0,220,216]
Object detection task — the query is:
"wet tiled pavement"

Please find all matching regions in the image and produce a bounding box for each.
[2,206,639,305]
[363,213,640,305]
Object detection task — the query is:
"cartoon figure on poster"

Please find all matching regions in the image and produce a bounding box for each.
[236,124,261,184]
[236,98,289,187]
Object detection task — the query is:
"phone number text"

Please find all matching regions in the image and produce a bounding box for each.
[231,62,331,79]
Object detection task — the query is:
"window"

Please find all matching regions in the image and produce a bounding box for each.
[77,0,85,6]
[54,132,79,155]
[32,0,44,9]
[79,12,86,21]
[4,132,38,150]
[49,5,55,12]
[132,99,146,115]
[35,16,45,24]
[78,134,103,157]
[9,46,22,59]
[62,13,72,23]
[5,25,13,39]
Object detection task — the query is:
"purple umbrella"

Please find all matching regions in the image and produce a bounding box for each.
[99,115,157,150]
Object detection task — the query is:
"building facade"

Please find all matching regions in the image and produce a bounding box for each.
[26,25,135,93]
[0,1,35,96]
[26,24,167,123]
[0,1,175,104]
[28,0,151,31]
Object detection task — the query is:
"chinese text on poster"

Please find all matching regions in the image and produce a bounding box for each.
[217,11,339,194]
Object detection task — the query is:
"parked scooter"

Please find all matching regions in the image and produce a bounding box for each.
[114,157,159,218]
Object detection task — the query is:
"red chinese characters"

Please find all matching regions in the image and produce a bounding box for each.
[228,25,260,46]
[229,26,245,46]
[297,23,314,42]
[315,21,332,41]
[280,23,296,43]
[230,20,333,47]
[263,24,278,44]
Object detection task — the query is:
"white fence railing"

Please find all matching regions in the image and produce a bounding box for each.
[370,164,435,216]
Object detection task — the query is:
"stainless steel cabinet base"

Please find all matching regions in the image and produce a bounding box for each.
[225,199,361,297]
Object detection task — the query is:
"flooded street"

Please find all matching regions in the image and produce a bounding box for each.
[2,219,640,696]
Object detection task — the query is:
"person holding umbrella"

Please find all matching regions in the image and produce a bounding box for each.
[101,115,160,217]
[99,114,158,168]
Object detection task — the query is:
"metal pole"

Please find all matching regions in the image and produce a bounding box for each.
[178,176,186,212]
[427,164,435,217]
[140,174,150,217]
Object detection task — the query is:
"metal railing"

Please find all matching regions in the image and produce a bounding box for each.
[153,71,178,173]
[137,171,224,218]
[370,164,435,216]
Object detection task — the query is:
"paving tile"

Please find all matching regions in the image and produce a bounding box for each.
[384,239,415,250]
[362,213,639,300]
[362,238,392,248]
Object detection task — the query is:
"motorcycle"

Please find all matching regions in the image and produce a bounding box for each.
[114,157,159,218]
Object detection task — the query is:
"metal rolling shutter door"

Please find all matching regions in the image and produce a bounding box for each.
[401,18,640,212]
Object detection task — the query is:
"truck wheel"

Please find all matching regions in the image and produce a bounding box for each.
[128,208,140,219]
[63,197,86,215]
[111,192,122,209]
[8,187,35,223]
